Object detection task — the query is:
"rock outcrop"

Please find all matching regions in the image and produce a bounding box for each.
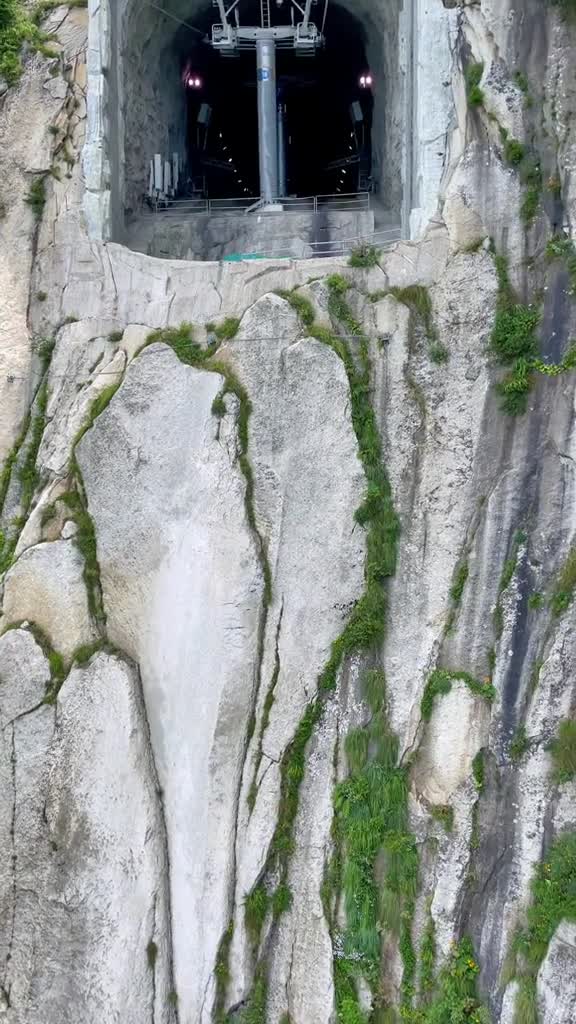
[1,2,576,1023]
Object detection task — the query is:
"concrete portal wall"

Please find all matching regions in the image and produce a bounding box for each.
[125,210,375,261]
[84,0,458,246]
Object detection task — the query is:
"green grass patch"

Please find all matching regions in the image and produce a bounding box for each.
[546,235,576,293]
[244,884,268,946]
[430,804,454,833]
[146,940,157,969]
[59,471,105,629]
[512,832,576,1017]
[510,725,529,761]
[466,62,485,107]
[450,562,469,606]
[72,641,103,665]
[74,382,121,446]
[421,669,495,721]
[550,719,576,783]
[333,670,418,1002]
[528,592,544,610]
[389,285,446,363]
[211,393,227,418]
[25,176,47,220]
[503,138,526,167]
[419,911,436,1004]
[472,750,485,793]
[490,251,542,414]
[272,883,292,917]
[238,973,267,1024]
[0,0,56,84]
[276,288,316,329]
[213,921,233,1020]
[425,937,489,1023]
[550,547,576,615]
[207,316,241,341]
[254,285,401,990]
[348,244,381,269]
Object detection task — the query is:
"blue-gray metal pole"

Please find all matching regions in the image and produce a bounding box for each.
[277,102,287,198]
[256,36,279,203]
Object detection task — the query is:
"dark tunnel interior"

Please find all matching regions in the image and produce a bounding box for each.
[173,1,373,200]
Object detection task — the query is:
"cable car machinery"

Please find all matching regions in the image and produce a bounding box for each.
[209,0,327,203]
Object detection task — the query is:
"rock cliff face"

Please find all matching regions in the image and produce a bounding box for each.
[1,2,576,1023]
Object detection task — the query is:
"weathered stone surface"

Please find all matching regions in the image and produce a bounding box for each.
[219,294,365,1014]
[537,922,576,1023]
[0,638,172,1023]
[1,541,96,660]
[77,344,264,1023]
[414,684,489,805]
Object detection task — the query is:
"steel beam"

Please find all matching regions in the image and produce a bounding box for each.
[256,37,279,202]
[277,102,287,197]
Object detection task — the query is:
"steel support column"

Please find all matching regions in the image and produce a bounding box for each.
[277,101,287,198]
[256,36,279,203]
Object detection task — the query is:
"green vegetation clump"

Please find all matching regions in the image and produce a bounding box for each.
[419,912,436,1004]
[207,316,241,342]
[466,62,485,107]
[424,938,490,1024]
[244,884,269,945]
[510,725,529,761]
[333,670,418,998]
[25,176,47,220]
[430,804,454,833]
[472,750,485,793]
[276,288,315,329]
[389,285,447,364]
[146,940,157,969]
[238,973,267,1024]
[546,235,576,293]
[490,252,541,414]
[0,336,56,573]
[450,562,469,606]
[504,138,526,167]
[520,160,543,226]
[211,393,227,418]
[213,921,233,1020]
[511,832,576,1023]
[348,244,380,269]
[72,641,103,665]
[550,719,576,782]
[0,0,42,84]
[550,547,576,615]
[272,883,292,917]
[421,669,495,721]
[59,475,105,628]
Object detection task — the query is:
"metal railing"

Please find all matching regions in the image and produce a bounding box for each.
[222,226,402,262]
[146,192,371,217]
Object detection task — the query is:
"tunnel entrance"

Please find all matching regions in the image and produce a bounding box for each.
[100,0,410,257]
[175,2,373,203]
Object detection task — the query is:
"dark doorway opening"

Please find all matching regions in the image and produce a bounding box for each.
[175,1,372,199]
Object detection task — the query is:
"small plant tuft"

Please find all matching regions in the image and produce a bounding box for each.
[430,804,454,832]
[550,547,576,615]
[510,725,529,761]
[348,244,380,269]
[244,884,269,945]
[550,719,576,783]
[466,62,485,107]
[146,940,158,969]
[25,176,47,221]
